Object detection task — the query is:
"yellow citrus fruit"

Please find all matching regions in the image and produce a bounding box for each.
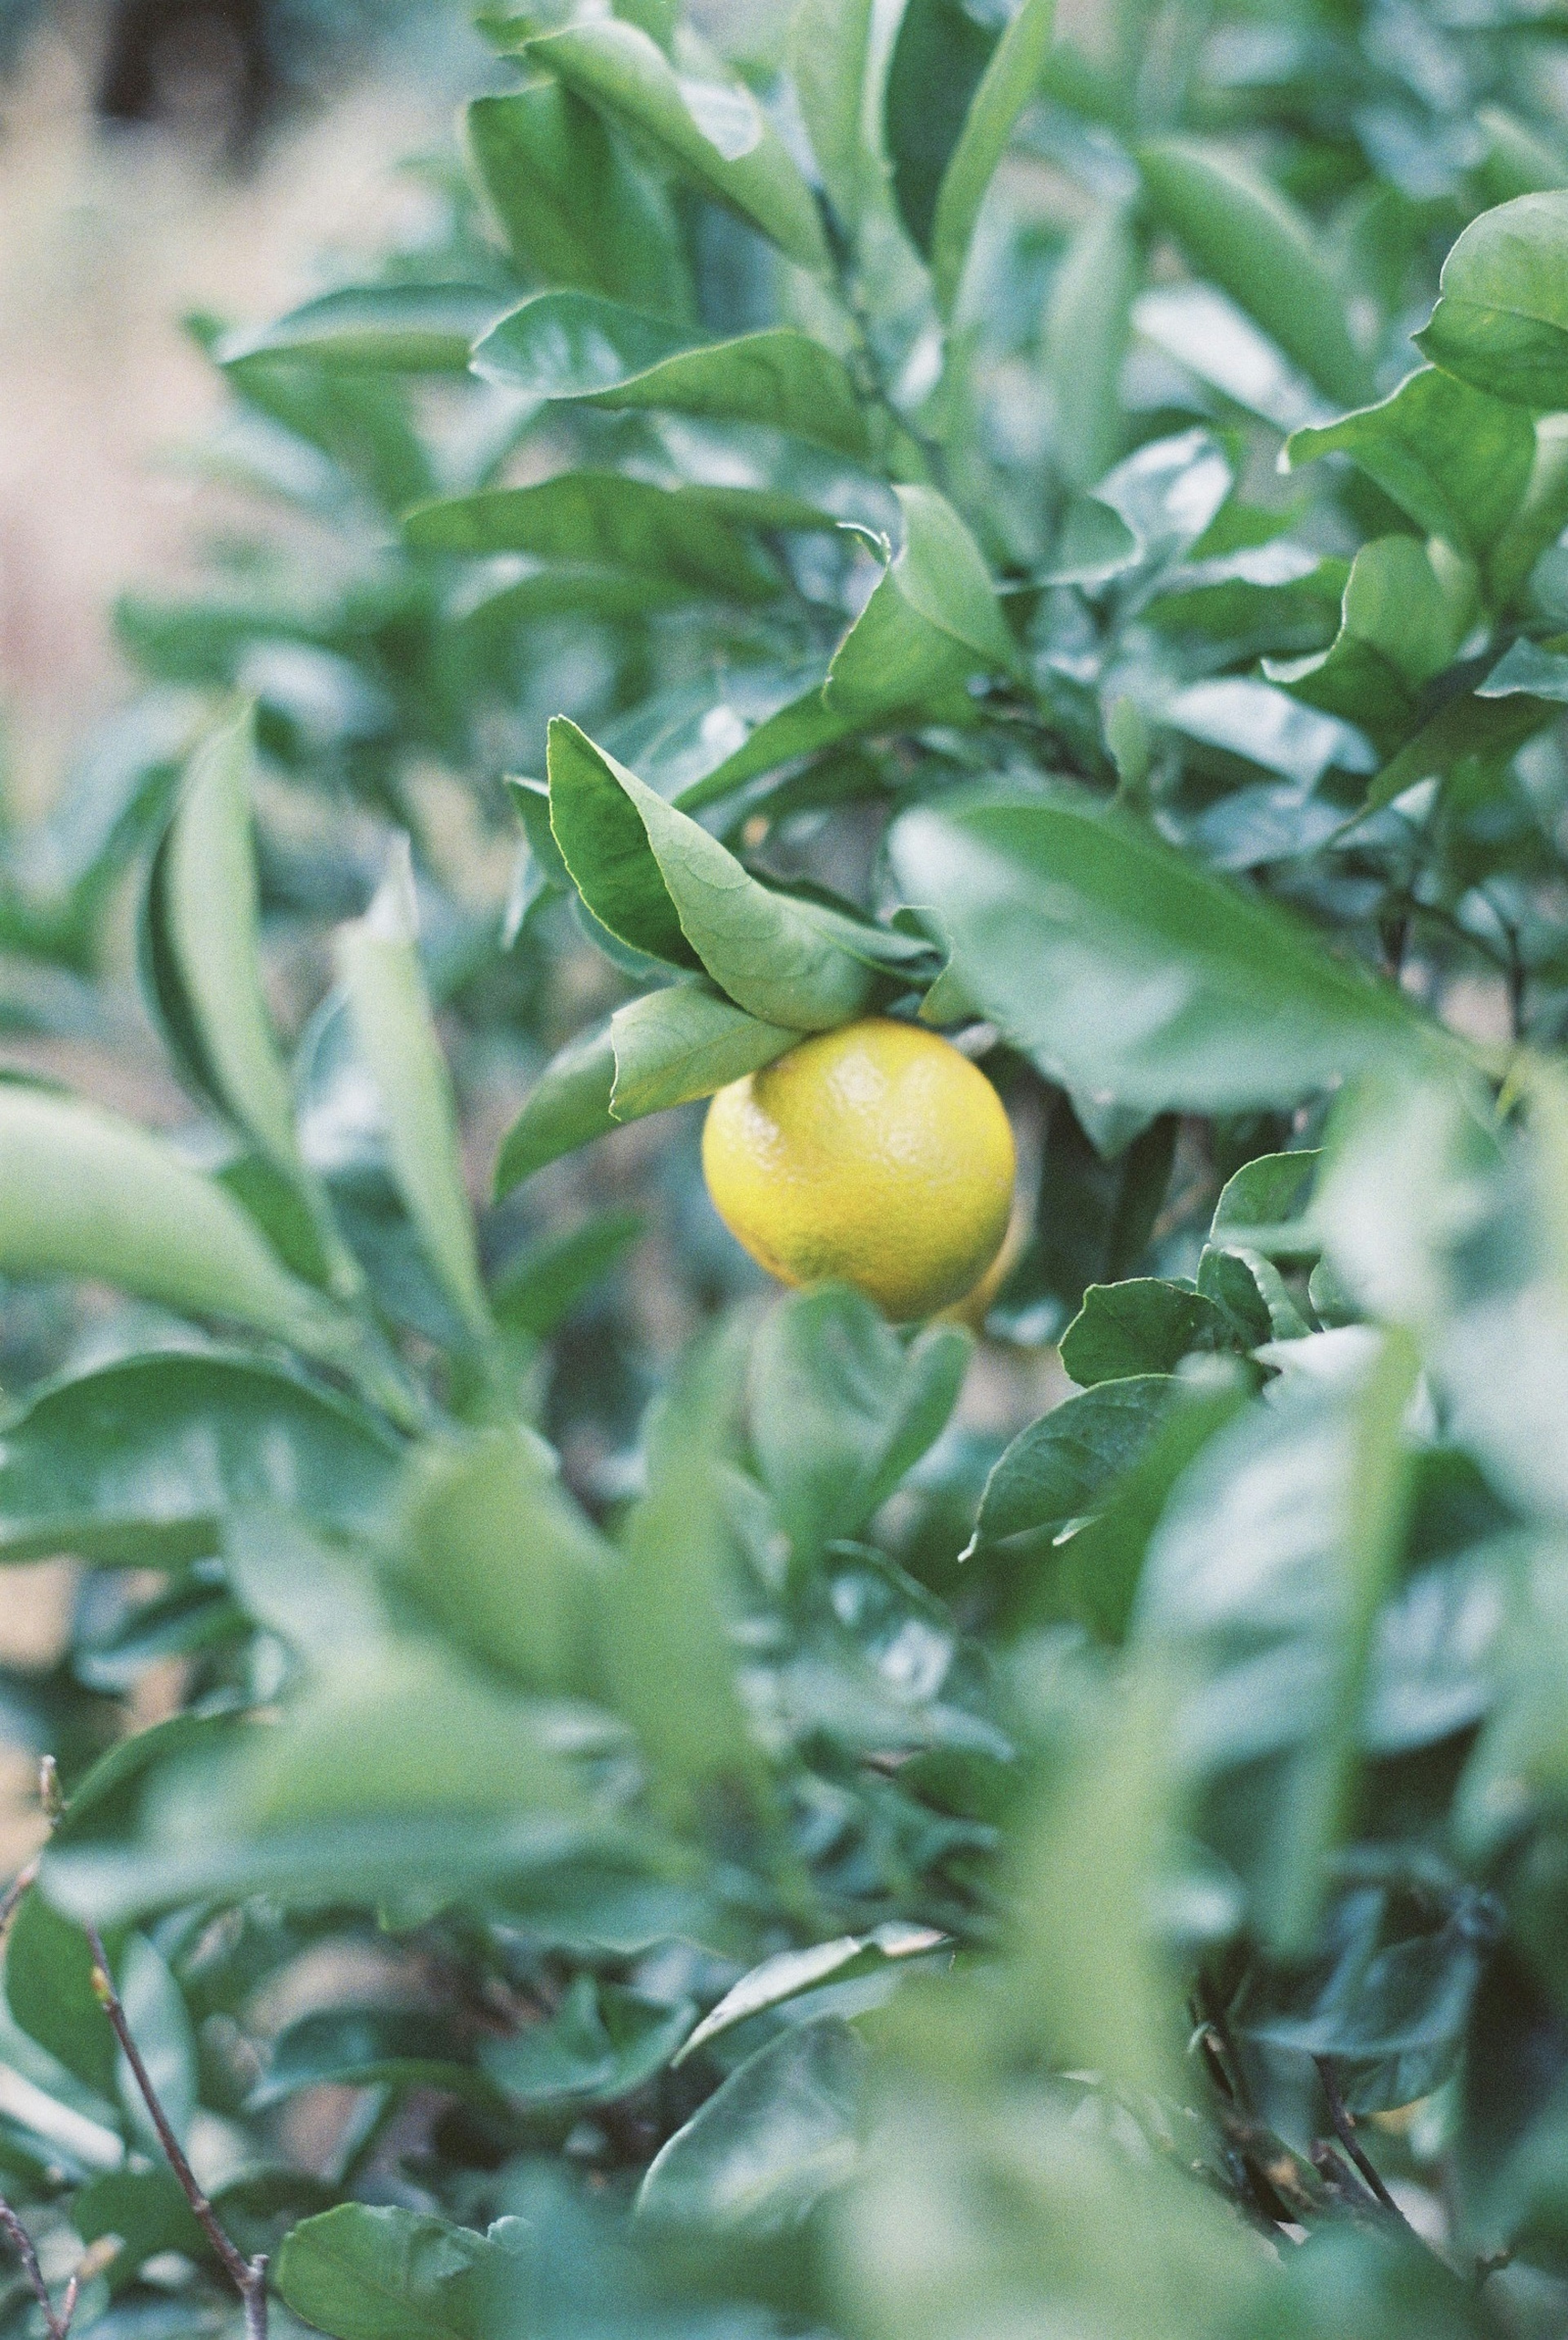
[701,1017,1016,1320]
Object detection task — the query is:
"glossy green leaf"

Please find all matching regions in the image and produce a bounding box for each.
[1137,138,1373,409]
[1418,190,1568,409]
[336,850,490,1342]
[884,0,999,257]
[1060,1371,1252,1642]
[394,1424,611,1696]
[1285,367,1536,563]
[479,1974,693,2106]
[637,2018,866,2232]
[473,294,871,459]
[0,1351,399,1568]
[405,472,784,600]
[678,1923,946,2062]
[522,20,829,272]
[5,1890,118,2101]
[1210,1148,1321,1253]
[889,792,1439,1114]
[789,0,874,230]
[826,485,1016,722]
[931,0,1055,318]
[671,678,860,812]
[608,983,797,1116]
[140,701,301,1173]
[0,1086,352,1358]
[218,286,509,373]
[1043,205,1139,490]
[1060,1279,1231,1387]
[547,717,925,1029]
[465,83,692,315]
[748,1285,971,1555]
[1265,537,1474,748]
[1039,493,1141,587]
[964,1375,1180,1563]
[275,2204,527,2340]
[493,1021,616,1196]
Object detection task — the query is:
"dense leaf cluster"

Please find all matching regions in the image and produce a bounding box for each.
[8,1,1568,2336]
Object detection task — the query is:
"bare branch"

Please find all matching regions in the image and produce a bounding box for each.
[0,1859,38,1941]
[82,1922,267,2338]
[0,2191,74,2340]
[1313,2055,1416,2234]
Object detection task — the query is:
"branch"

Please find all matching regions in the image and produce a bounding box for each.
[0,1858,38,1940]
[83,1923,267,2340]
[0,2193,76,2340]
[1313,2056,1421,2241]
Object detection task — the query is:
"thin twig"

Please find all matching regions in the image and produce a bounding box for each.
[0,1858,38,1940]
[1313,2056,1418,2237]
[0,2192,74,2340]
[82,1923,267,2339]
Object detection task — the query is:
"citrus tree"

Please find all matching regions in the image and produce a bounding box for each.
[7,2,1568,2337]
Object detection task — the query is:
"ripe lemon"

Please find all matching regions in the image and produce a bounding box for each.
[701,1017,1016,1320]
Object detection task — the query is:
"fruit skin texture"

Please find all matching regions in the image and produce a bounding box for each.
[701,1017,1016,1321]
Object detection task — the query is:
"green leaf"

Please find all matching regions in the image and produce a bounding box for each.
[1417,190,1568,409]
[825,485,1016,722]
[748,1285,971,1556]
[1285,367,1536,564]
[491,1207,645,1337]
[404,472,785,601]
[336,849,490,1343]
[1138,1334,1421,1951]
[472,295,871,459]
[5,1890,118,2100]
[465,84,692,315]
[0,1351,399,1568]
[1039,494,1141,587]
[930,0,1055,318]
[964,1375,1180,1563]
[494,1020,617,1196]
[884,0,1000,257]
[1060,1371,1252,1641]
[394,1424,610,1696]
[601,1323,756,1802]
[637,2018,866,2233]
[1210,1149,1321,1253]
[1265,537,1474,749]
[0,1086,352,1358]
[1478,635,1568,703]
[888,792,1439,1114]
[1043,205,1139,491]
[251,2009,507,2113]
[275,2204,526,2340]
[671,677,860,812]
[140,702,303,1174]
[522,20,829,272]
[1060,1280,1231,1387]
[218,286,510,373]
[677,1923,946,2062]
[479,1973,693,2106]
[789,0,874,230]
[548,717,924,1029]
[1137,138,1373,409]
[73,2167,211,2287]
[116,1932,197,2154]
[608,983,798,1115]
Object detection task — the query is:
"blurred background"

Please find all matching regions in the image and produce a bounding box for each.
[0,0,535,1878]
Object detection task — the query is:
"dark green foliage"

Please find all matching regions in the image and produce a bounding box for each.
[6,3,1568,2338]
